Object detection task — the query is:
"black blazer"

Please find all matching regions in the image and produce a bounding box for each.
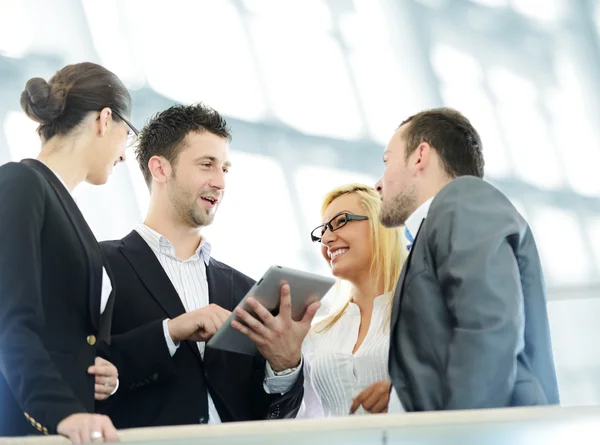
[0,159,114,436]
[389,177,559,411]
[99,231,303,428]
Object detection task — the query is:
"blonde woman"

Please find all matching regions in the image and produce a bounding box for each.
[299,184,406,418]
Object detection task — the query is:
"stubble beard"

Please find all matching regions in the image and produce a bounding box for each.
[167,181,217,229]
[379,186,417,228]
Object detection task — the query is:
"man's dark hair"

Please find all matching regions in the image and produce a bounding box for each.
[400,107,484,178]
[135,103,231,188]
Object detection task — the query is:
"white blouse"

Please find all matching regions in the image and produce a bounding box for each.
[298,292,393,418]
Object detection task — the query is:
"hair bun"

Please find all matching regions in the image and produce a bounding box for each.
[20,77,68,124]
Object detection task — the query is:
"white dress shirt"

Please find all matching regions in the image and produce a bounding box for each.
[404,197,434,250]
[298,293,394,417]
[388,196,434,414]
[135,224,299,424]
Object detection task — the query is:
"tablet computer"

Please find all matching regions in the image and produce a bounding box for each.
[206,265,335,356]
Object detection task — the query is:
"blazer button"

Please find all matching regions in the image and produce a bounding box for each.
[86,335,96,346]
[199,417,207,424]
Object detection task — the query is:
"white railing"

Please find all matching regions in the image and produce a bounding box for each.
[1,405,598,444]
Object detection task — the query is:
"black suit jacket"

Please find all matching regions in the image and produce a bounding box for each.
[99,231,303,428]
[0,159,114,436]
[389,176,560,411]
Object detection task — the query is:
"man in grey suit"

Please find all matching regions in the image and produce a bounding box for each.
[376,108,560,412]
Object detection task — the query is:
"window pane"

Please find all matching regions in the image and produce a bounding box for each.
[548,298,600,406]
[432,44,511,178]
[123,153,149,221]
[4,111,39,161]
[81,0,144,89]
[202,151,305,279]
[249,8,364,139]
[129,0,266,122]
[509,0,564,24]
[0,0,29,57]
[597,1,600,36]
[530,206,592,285]
[489,67,564,190]
[585,217,600,273]
[547,52,600,196]
[341,1,427,143]
[242,0,332,30]
[0,0,90,60]
[470,0,508,7]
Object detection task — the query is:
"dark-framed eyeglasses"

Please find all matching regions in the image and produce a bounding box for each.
[112,109,139,147]
[311,212,369,243]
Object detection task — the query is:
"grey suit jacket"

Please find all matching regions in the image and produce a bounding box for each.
[389,176,560,411]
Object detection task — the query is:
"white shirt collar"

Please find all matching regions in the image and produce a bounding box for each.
[136,223,212,265]
[373,291,393,307]
[346,291,393,314]
[405,196,434,240]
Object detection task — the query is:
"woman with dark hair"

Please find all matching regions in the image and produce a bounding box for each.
[0,62,136,443]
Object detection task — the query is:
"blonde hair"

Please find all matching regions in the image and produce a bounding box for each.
[314,183,406,333]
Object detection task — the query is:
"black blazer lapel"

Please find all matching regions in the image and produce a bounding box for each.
[204,260,234,369]
[119,231,203,360]
[391,219,425,333]
[206,260,233,310]
[98,251,116,344]
[391,264,408,330]
[120,231,187,320]
[22,159,103,330]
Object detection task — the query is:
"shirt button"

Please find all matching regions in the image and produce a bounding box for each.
[86,335,96,346]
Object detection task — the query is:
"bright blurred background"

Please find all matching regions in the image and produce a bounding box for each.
[1,0,599,407]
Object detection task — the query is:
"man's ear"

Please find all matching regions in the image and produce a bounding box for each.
[148,156,172,185]
[413,142,433,173]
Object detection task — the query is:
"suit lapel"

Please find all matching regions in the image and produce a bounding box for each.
[22,159,102,330]
[120,231,208,361]
[391,265,408,328]
[203,260,233,368]
[391,219,425,333]
[206,260,233,310]
[98,251,116,344]
[120,231,187,320]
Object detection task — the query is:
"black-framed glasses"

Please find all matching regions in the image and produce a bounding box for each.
[112,109,139,147]
[310,212,369,243]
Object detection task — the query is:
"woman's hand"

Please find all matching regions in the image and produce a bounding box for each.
[88,357,119,401]
[57,413,119,443]
[350,381,392,414]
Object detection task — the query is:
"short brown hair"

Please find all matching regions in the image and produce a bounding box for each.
[135,103,231,188]
[400,107,484,178]
[20,62,131,142]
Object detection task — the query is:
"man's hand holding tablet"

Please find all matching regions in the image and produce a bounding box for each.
[206,265,334,366]
[231,282,320,371]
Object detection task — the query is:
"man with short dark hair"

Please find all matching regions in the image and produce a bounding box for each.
[376,107,559,412]
[100,103,316,428]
